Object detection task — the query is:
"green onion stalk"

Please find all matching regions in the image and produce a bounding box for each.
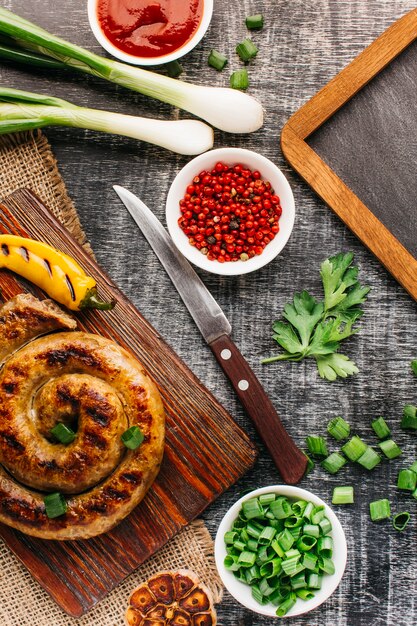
[0,87,214,155]
[0,8,264,134]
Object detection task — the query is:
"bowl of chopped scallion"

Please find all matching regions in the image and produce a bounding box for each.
[214,485,347,618]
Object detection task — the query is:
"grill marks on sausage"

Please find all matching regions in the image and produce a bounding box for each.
[0,431,25,453]
[39,345,102,368]
[2,381,17,394]
[84,429,108,450]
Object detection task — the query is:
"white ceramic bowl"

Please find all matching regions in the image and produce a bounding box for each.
[166,148,295,276]
[87,0,213,66]
[215,485,347,618]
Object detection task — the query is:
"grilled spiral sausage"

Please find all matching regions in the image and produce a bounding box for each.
[0,295,165,540]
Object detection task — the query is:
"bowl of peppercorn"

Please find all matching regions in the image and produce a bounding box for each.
[166,148,295,275]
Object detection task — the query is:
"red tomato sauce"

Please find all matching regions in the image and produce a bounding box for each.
[97,0,204,59]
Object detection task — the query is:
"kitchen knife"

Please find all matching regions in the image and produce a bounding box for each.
[114,185,307,484]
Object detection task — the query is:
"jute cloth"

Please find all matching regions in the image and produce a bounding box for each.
[0,131,223,625]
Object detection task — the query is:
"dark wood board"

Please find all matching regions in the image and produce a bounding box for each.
[281,8,417,301]
[0,188,257,618]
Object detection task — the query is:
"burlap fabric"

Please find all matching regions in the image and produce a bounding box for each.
[0,131,223,625]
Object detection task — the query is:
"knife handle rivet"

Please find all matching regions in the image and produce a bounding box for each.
[238,379,249,391]
[220,349,232,360]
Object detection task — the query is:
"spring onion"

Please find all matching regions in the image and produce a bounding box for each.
[121,425,144,450]
[224,493,336,617]
[401,405,417,430]
[341,436,367,461]
[165,60,183,78]
[230,69,249,91]
[208,49,228,71]
[0,8,263,134]
[321,452,347,474]
[397,469,417,491]
[0,87,214,155]
[411,360,417,375]
[357,446,381,470]
[371,416,391,439]
[236,38,259,63]
[332,486,354,504]
[410,461,417,473]
[50,423,76,445]
[306,435,328,458]
[392,511,411,532]
[43,492,67,519]
[304,452,315,475]
[246,14,264,30]
[369,499,391,522]
[327,416,351,441]
[378,439,402,459]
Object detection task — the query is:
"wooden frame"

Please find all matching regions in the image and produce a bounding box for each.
[281,8,417,300]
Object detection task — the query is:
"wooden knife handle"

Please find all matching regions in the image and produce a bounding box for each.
[209,334,307,484]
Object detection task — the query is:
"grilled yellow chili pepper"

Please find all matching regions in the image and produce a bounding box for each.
[0,235,114,311]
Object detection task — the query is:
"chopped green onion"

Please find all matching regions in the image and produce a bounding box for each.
[242,497,264,520]
[290,572,306,589]
[245,564,261,584]
[247,539,258,552]
[0,8,263,134]
[281,556,303,577]
[342,436,367,461]
[307,573,322,589]
[276,592,296,617]
[327,416,351,440]
[246,520,264,539]
[317,536,333,558]
[304,452,315,475]
[251,584,269,605]
[303,502,314,520]
[303,524,320,538]
[258,526,277,545]
[409,460,417,473]
[321,452,347,474]
[411,360,417,376]
[371,416,391,439]
[165,60,183,78]
[319,557,335,575]
[357,446,381,470]
[230,69,249,91]
[236,38,259,63]
[50,423,75,444]
[332,486,354,504]
[238,550,257,567]
[319,518,332,535]
[271,539,285,558]
[401,405,417,430]
[270,497,292,519]
[245,14,264,30]
[369,499,391,522]
[43,492,67,519]
[224,531,238,545]
[378,439,402,459]
[224,554,240,571]
[302,552,317,571]
[233,540,246,552]
[284,515,304,529]
[208,49,228,71]
[291,500,307,516]
[397,469,417,491]
[259,493,276,506]
[277,528,295,551]
[121,425,144,450]
[392,511,411,532]
[311,505,325,524]
[306,435,328,458]
[259,576,277,596]
[259,558,282,578]
[296,588,315,601]
[296,535,317,552]
[257,546,276,563]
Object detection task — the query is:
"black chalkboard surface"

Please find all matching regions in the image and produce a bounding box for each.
[281,8,417,300]
[308,40,417,260]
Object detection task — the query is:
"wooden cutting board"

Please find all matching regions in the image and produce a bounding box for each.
[0,189,257,618]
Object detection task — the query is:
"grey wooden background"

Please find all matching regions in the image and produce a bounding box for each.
[1,1,417,625]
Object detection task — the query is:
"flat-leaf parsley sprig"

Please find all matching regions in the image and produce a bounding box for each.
[262,252,370,381]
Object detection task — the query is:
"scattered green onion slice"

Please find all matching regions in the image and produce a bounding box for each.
[412,488,417,501]
[236,38,259,63]
[44,492,67,519]
[392,511,411,532]
[341,436,367,461]
[357,446,381,470]
[245,14,264,30]
[50,423,75,444]
[411,360,417,376]
[332,486,354,504]
[230,69,249,90]
[397,469,417,491]
[121,425,144,450]
[327,417,351,440]
[378,439,402,459]
[401,405,417,429]
[369,499,391,522]
[409,460,417,473]
[165,60,183,78]
[304,452,315,475]
[371,416,391,439]
[321,452,347,474]
[208,49,228,71]
[306,435,328,458]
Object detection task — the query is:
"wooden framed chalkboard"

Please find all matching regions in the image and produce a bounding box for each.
[281,8,417,300]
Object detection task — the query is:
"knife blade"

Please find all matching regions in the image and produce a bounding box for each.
[114,185,307,484]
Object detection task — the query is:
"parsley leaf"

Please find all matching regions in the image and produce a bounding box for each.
[262,252,370,381]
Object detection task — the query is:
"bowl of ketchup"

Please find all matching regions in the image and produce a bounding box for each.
[88,0,213,66]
